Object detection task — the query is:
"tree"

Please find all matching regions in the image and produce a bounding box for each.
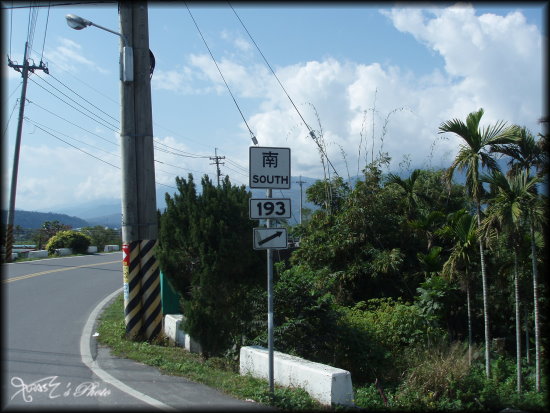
[156,174,264,357]
[481,169,540,393]
[438,209,479,365]
[45,230,91,255]
[491,126,546,178]
[80,226,121,251]
[385,169,424,219]
[439,107,518,378]
[42,220,71,240]
[492,126,547,391]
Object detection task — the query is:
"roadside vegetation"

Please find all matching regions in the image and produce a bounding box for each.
[6,221,122,261]
[151,107,547,411]
[97,294,322,410]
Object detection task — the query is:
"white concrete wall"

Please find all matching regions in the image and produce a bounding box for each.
[28,250,48,258]
[163,314,202,354]
[240,346,354,407]
[104,245,120,252]
[87,246,98,253]
[55,248,72,256]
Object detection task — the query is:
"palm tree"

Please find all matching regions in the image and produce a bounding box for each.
[439,108,518,378]
[481,169,540,393]
[492,126,547,391]
[438,209,478,366]
[386,169,424,219]
[491,126,546,178]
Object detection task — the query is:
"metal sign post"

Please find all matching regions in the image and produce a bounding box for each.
[249,146,291,396]
[266,188,274,395]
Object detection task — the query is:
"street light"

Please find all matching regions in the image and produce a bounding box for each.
[65,13,133,82]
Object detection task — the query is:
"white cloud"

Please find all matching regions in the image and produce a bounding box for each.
[12,144,120,211]
[233,4,544,179]
[44,37,110,75]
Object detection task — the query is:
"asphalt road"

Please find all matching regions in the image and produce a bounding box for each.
[2,253,264,411]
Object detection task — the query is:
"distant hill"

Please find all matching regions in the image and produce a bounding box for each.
[1,210,90,229]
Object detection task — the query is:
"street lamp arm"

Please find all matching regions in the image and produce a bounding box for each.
[89,22,129,47]
[65,14,129,46]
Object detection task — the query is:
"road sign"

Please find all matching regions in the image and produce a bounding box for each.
[249,198,291,220]
[249,147,291,189]
[253,228,288,250]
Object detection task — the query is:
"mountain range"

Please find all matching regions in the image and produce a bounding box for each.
[8,176,321,229]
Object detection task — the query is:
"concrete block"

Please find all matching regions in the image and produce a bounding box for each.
[28,250,48,259]
[55,248,72,256]
[163,314,202,354]
[87,246,98,253]
[164,314,186,346]
[240,346,354,407]
[104,245,120,252]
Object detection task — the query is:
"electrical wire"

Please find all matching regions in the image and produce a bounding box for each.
[27,119,121,169]
[26,98,119,147]
[225,157,248,172]
[9,1,13,58]
[185,2,258,145]
[3,99,19,139]
[31,75,120,131]
[229,2,340,176]
[28,77,120,132]
[39,2,50,63]
[25,118,179,191]
[25,117,119,158]
[1,2,117,9]
[41,72,120,125]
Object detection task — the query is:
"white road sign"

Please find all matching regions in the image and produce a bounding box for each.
[253,228,288,250]
[249,198,292,220]
[249,147,291,189]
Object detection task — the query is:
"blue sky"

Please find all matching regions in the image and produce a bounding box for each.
[2,2,547,212]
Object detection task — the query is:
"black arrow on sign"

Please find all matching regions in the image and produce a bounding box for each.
[258,230,283,246]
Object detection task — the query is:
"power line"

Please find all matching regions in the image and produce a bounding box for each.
[26,98,119,147]
[3,99,20,138]
[30,75,120,131]
[185,2,258,145]
[28,120,121,169]
[41,72,120,125]
[229,2,339,176]
[25,117,119,158]
[39,2,50,63]
[1,2,117,10]
[225,157,248,172]
[26,118,180,191]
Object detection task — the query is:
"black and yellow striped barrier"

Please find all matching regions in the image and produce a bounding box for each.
[122,240,162,340]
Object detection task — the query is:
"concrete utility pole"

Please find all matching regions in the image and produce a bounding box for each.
[210,148,225,187]
[119,1,162,340]
[4,43,48,263]
[295,176,305,225]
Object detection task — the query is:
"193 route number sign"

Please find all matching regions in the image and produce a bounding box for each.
[249,198,291,220]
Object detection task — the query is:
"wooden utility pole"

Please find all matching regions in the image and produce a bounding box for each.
[119,1,161,340]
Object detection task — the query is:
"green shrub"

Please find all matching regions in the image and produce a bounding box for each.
[46,230,92,255]
[251,265,340,363]
[337,298,447,384]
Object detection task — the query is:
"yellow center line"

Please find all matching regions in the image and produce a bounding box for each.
[3,260,121,284]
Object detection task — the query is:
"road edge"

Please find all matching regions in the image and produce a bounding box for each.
[80,287,176,411]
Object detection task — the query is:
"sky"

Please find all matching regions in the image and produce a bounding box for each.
[2,1,547,213]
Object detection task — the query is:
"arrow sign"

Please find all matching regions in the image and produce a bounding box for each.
[253,228,288,250]
[258,230,283,246]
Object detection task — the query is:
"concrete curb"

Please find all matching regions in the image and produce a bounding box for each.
[240,345,354,407]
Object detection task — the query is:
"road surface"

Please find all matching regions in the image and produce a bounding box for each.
[2,253,263,410]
